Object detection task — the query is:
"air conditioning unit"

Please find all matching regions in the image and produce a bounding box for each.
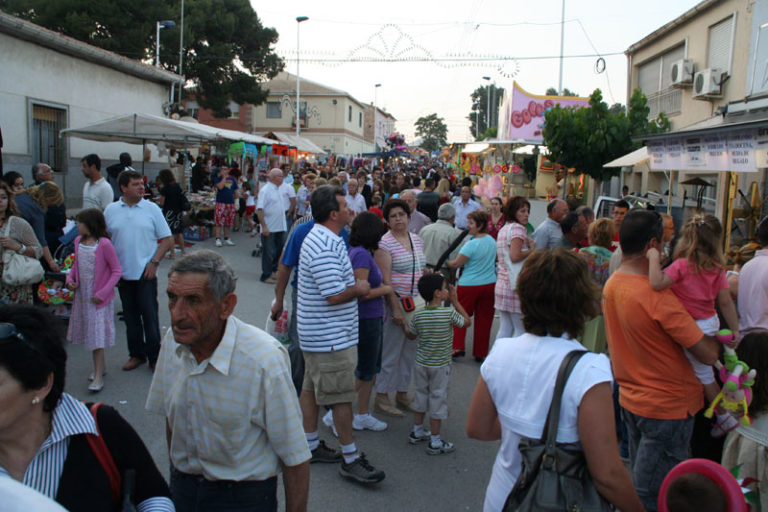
[670,59,694,87]
[692,68,724,99]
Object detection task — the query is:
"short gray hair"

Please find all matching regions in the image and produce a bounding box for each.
[168,250,237,302]
[437,202,455,220]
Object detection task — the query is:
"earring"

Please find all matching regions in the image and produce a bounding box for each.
[32,397,40,405]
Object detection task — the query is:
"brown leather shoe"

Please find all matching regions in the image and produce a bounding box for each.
[396,394,417,413]
[122,357,146,371]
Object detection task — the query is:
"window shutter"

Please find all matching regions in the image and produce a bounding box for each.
[708,16,733,72]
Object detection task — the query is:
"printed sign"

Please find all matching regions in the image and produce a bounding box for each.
[649,129,760,172]
[504,82,590,143]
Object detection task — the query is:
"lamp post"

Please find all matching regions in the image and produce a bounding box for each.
[374,83,381,150]
[296,16,309,137]
[177,0,185,104]
[155,20,176,68]
[482,76,491,135]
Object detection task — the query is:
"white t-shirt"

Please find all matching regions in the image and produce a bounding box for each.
[480,333,613,512]
[279,182,296,212]
[346,192,367,214]
[82,177,114,211]
[256,182,287,233]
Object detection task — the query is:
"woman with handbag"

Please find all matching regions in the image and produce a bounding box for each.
[0,305,173,511]
[493,197,535,340]
[466,249,644,512]
[374,198,426,417]
[13,182,64,272]
[0,182,43,305]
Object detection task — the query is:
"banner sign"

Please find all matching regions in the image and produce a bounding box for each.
[504,82,590,143]
[648,129,761,172]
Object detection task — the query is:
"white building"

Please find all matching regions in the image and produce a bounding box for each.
[0,12,179,206]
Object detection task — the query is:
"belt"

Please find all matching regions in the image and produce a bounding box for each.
[171,468,277,489]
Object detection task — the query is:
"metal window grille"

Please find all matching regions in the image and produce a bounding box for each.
[32,104,66,171]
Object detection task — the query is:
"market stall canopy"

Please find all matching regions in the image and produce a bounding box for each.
[461,143,490,154]
[603,146,649,168]
[266,132,326,154]
[61,112,279,146]
[512,144,546,155]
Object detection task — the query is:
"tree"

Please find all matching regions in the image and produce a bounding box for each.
[545,87,580,97]
[542,88,669,184]
[414,114,448,152]
[467,84,503,140]
[0,0,284,117]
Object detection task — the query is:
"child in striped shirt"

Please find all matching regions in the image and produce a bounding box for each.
[404,273,470,455]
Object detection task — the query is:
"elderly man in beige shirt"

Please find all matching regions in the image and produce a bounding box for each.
[147,250,310,512]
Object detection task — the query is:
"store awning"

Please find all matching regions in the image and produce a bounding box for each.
[268,132,326,154]
[603,146,649,167]
[462,143,490,154]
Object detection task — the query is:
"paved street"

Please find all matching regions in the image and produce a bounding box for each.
[60,229,502,511]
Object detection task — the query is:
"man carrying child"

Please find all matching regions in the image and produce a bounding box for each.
[404,273,470,454]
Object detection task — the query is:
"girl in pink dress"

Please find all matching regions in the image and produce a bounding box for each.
[65,208,122,392]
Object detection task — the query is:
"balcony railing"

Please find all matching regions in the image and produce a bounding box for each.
[647,88,682,118]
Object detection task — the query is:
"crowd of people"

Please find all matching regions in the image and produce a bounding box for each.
[0,156,766,512]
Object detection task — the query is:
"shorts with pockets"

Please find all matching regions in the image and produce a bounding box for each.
[412,364,451,419]
[302,346,357,406]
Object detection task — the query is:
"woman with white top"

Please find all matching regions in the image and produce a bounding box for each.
[466,249,644,512]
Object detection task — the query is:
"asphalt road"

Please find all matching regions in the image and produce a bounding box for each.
[61,229,502,511]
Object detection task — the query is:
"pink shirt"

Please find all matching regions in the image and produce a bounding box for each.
[65,236,123,308]
[663,258,728,319]
[379,231,425,298]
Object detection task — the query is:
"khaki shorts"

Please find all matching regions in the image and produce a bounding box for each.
[302,346,357,406]
[412,364,451,420]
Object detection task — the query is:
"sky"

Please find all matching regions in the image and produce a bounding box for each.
[252,0,702,144]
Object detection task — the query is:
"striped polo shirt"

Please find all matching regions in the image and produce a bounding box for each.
[409,306,467,367]
[297,223,358,352]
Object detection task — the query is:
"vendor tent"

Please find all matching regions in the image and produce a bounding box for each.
[266,132,325,154]
[603,146,649,168]
[61,112,279,147]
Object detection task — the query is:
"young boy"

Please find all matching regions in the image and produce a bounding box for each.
[404,273,471,454]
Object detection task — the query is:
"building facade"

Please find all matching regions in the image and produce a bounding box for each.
[624,0,758,216]
[364,105,397,152]
[0,12,179,207]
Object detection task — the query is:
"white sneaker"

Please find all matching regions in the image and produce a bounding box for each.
[215,238,223,247]
[353,413,388,432]
[322,409,338,437]
[224,239,235,246]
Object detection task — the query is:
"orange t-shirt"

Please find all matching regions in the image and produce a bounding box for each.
[603,271,704,420]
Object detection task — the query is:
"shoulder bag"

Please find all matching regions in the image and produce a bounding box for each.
[1,217,44,286]
[503,350,613,512]
[502,229,525,292]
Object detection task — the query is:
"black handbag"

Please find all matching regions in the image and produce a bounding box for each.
[503,350,613,512]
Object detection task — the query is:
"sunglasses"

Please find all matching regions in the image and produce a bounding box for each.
[0,322,43,356]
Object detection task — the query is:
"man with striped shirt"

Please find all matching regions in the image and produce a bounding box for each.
[297,185,385,484]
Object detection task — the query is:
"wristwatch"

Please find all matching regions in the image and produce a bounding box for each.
[150,259,160,266]
[17,244,26,254]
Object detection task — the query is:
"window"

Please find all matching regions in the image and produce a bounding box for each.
[359,112,362,127]
[31,104,66,171]
[708,16,734,73]
[228,101,240,119]
[637,44,685,118]
[185,100,199,118]
[348,106,352,122]
[266,102,282,118]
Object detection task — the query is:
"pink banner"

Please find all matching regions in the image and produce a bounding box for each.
[507,82,590,143]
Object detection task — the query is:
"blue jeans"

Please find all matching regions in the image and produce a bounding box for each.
[118,278,161,365]
[621,409,694,511]
[170,468,277,512]
[260,231,285,281]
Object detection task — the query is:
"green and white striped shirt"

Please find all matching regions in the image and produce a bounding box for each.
[410,306,467,367]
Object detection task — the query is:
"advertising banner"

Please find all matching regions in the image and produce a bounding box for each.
[648,129,760,172]
[503,82,590,143]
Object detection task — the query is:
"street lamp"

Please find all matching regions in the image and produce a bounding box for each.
[296,16,309,137]
[482,76,491,135]
[155,20,176,68]
[374,83,381,150]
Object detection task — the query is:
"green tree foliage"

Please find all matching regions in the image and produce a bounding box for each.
[414,113,448,152]
[542,88,669,183]
[468,84,502,140]
[0,0,283,117]
[545,87,580,97]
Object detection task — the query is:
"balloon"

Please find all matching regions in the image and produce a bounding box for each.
[473,184,484,196]
[512,164,522,174]
[489,175,503,192]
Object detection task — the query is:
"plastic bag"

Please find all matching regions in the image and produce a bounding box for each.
[265,298,290,345]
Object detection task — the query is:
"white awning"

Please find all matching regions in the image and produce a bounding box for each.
[462,143,490,154]
[269,132,326,154]
[603,146,649,167]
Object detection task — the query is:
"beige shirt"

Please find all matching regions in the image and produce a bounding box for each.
[419,219,464,267]
[146,316,310,481]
